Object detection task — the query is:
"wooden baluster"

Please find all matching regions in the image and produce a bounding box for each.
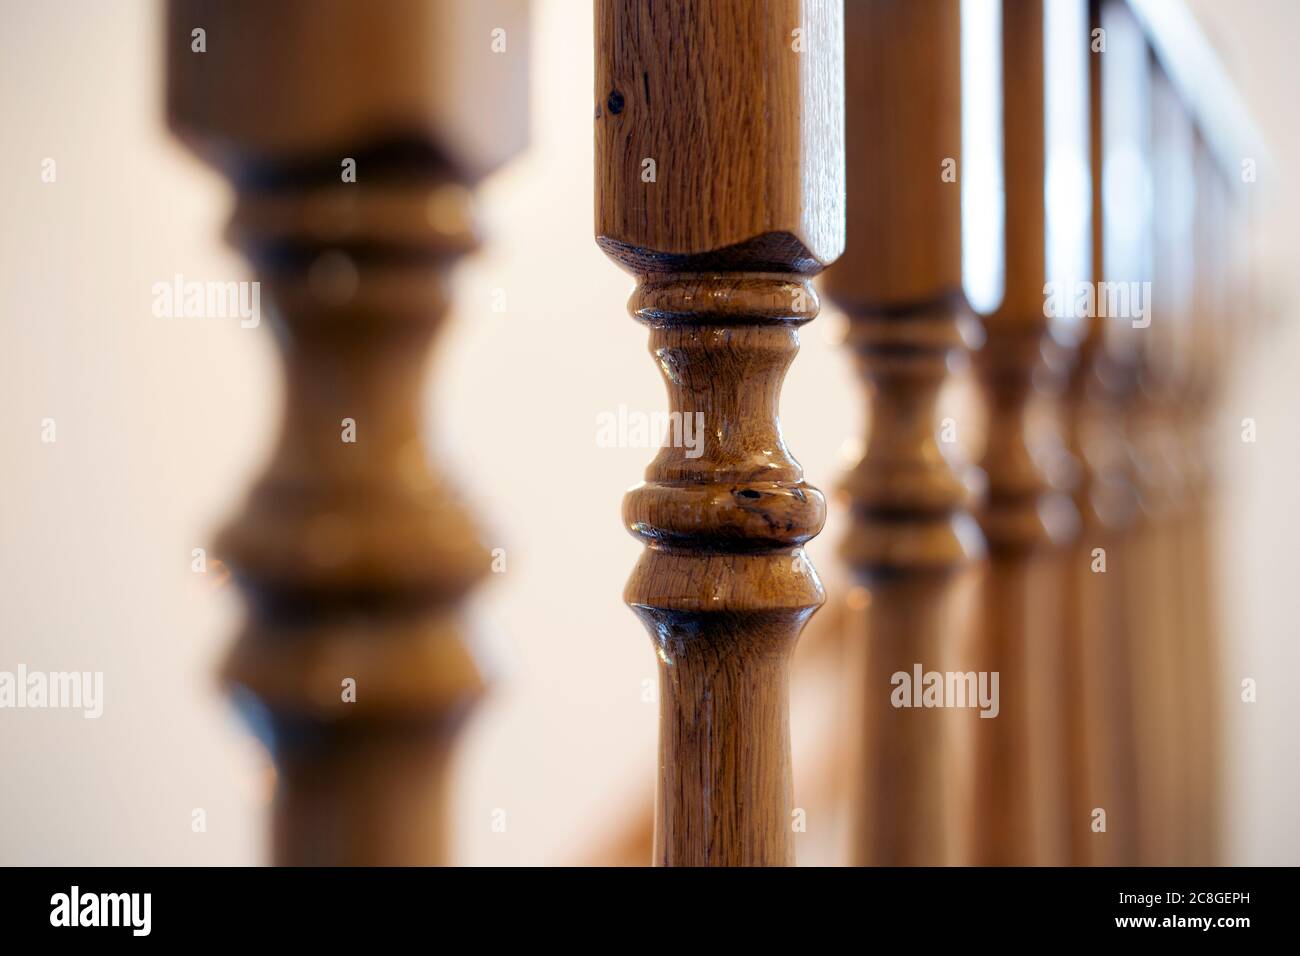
[1201,163,1235,866]
[968,0,1079,866]
[1091,0,1159,866]
[1128,58,1197,866]
[167,0,529,864]
[1124,282,1171,860]
[1182,135,1228,865]
[820,0,983,867]
[1058,0,1102,870]
[594,0,844,866]
[1058,0,1143,867]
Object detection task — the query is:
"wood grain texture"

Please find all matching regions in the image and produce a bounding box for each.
[967,0,1079,866]
[819,0,984,867]
[167,0,529,865]
[595,0,844,866]
[577,586,852,866]
[595,0,844,272]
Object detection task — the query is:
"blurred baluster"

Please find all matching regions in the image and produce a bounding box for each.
[820,0,984,867]
[1182,133,1229,865]
[1057,0,1143,867]
[968,0,1080,866]
[1092,0,1160,868]
[167,0,529,864]
[594,0,845,866]
[1127,57,1197,866]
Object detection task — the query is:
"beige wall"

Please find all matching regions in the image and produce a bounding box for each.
[0,0,1295,865]
[1186,0,1300,866]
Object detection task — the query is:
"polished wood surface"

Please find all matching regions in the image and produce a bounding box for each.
[1127,60,1194,866]
[1182,136,1228,866]
[595,0,844,866]
[1059,0,1142,866]
[151,0,1258,869]
[820,0,983,867]
[167,0,529,864]
[968,0,1079,866]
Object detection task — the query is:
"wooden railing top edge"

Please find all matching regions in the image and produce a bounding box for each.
[1125,0,1271,189]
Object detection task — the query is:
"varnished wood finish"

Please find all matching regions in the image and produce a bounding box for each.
[820,0,983,867]
[1125,340,1180,868]
[1127,59,1196,866]
[1181,137,1228,866]
[1057,0,1142,867]
[167,0,528,864]
[968,0,1079,866]
[595,0,844,866]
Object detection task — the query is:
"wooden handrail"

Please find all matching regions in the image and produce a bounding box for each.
[1126,0,1270,182]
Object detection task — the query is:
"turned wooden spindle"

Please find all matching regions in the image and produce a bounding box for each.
[594,0,844,867]
[820,0,983,867]
[968,0,1079,867]
[167,0,529,864]
[1127,58,1197,866]
[1091,0,1161,867]
[1180,135,1228,866]
[1057,0,1143,867]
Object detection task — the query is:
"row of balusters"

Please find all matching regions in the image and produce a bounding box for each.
[167,0,1252,865]
[824,0,1238,868]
